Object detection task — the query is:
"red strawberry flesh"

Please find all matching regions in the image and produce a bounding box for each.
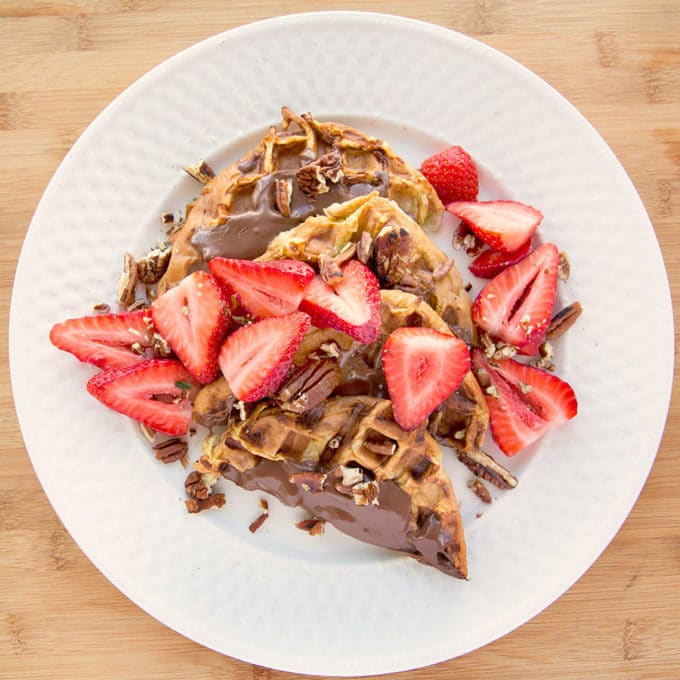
[300,260,380,343]
[472,350,577,456]
[468,239,532,279]
[471,242,559,353]
[209,258,315,319]
[151,270,230,384]
[218,312,311,402]
[382,327,471,431]
[49,309,154,370]
[86,359,196,436]
[447,200,543,253]
[420,145,479,204]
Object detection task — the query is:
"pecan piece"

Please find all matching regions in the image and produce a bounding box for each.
[183,160,215,184]
[457,448,518,489]
[352,480,380,506]
[558,251,570,281]
[275,359,341,414]
[297,164,328,196]
[296,517,326,536]
[335,242,357,266]
[92,302,111,314]
[432,257,455,281]
[289,471,327,494]
[468,478,493,504]
[137,244,172,284]
[357,231,373,264]
[184,470,218,500]
[185,494,226,513]
[546,301,583,340]
[372,225,412,284]
[153,438,188,465]
[318,252,344,286]
[116,252,138,307]
[249,501,270,533]
[275,178,292,217]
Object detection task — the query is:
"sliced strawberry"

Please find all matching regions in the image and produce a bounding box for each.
[420,145,479,203]
[299,260,380,343]
[86,359,196,436]
[447,200,543,253]
[209,258,315,319]
[218,312,310,402]
[151,271,230,384]
[49,309,154,370]
[382,327,471,431]
[472,350,577,456]
[471,243,559,354]
[468,239,532,279]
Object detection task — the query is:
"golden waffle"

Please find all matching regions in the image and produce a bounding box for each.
[261,193,475,342]
[198,395,467,579]
[158,108,442,294]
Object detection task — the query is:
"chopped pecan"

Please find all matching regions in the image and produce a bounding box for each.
[558,251,570,281]
[357,231,373,264]
[316,150,344,183]
[338,465,364,487]
[318,252,344,286]
[352,480,380,506]
[126,299,147,312]
[92,302,111,314]
[275,359,341,414]
[289,471,327,493]
[296,517,326,536]
[468,478,493,503]
[457,448,518,489]
[249,511,269,533]
[546,301,583,340]
[153,438,188,465]
[297,164,329,196]
[432,257,455,281]
[184,470,218,500]
[183,160,215,184]
[185,494,226,513]
[452,224,483,256]
[372,225,412,284]
[116,252,138,307]
[531,340,555,372]
[151,332,173,358]
[363,436,396,457]
[137,244,172,284]
[275,178,292,217]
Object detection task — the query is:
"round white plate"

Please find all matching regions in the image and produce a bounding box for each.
[10,11,673,677]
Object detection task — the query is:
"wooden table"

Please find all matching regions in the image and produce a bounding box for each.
[2,2,678,678]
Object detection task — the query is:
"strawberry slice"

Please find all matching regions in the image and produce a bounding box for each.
[151,270,230,384]
[468,239,532,279]
[49,309,154,370]
[382,327,471,431]
[86,359,197,436]
[218,312,310,402]
[472,350,577,456]
[420,145,479,203]
[299,260,380,343]
[471,242,559,353]
[447,200,543,253]
[209,258,315,319]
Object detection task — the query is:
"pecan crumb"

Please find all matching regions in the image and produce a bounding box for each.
[546,301,583,340]
[116,252,138,307]
[318,252,343,286]
[183,160,215,184]
[153,438,188,464]
[92,302,111,314]
[274,178,292,217]
[185,494,226,513]
[335,242,357,265]
[558,251,570,281]
[352,480,380,506]
[296,517,326,536]
[432,257,454,281]
[289,471,327,494]
[249,512,269,533]
[137,244,172,284]
[297,164,328,196]
[468,478,493,503]
[357,231,373,264]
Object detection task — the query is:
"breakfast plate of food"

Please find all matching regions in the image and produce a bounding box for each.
[10,12,673,676]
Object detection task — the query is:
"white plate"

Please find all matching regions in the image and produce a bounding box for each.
[10,11,673,677]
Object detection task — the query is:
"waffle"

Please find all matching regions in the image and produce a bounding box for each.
[261,193,475,342]
[293,289,489,454]
[157,108,443,294]
[198,395,467,579]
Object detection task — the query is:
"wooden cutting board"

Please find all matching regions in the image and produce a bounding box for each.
[1,1,679,678]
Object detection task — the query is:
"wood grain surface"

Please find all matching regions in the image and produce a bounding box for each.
[2,1,679,678]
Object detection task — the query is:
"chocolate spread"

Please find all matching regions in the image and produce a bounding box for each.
[191,169,389,261]
[221,457,465,579]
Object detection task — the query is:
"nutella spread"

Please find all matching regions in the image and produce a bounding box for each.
[191,170,389,261]
[221,457,465,579]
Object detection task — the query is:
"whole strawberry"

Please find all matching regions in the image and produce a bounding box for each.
[421,145,478,203]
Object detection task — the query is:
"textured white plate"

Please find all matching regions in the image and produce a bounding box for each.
[10,11,673,677]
